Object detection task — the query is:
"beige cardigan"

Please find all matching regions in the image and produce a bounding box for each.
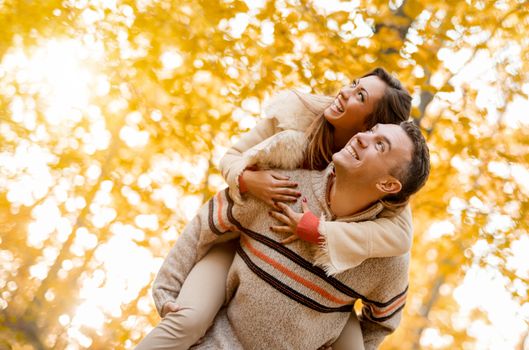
[218,90,413,275]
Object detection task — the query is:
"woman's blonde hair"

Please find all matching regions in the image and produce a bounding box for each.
[299,67,412,170]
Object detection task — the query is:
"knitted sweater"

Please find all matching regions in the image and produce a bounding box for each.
[218,89,414,274]
[153,166,409,350]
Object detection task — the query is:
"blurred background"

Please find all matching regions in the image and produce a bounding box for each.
[1,0,528,349]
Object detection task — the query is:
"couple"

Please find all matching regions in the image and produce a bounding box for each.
[136,68,430,349]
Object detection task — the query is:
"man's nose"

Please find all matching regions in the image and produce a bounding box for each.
[356,134,368,148]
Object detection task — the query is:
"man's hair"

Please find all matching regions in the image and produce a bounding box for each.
[382,121,430,211]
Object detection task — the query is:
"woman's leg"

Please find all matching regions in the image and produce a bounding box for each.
[135,242,236,350]
[331,311,365,350]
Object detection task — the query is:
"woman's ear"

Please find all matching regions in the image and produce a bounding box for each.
[375,177,402,194]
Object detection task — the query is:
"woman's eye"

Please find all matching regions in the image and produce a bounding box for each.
[359,92,365,102]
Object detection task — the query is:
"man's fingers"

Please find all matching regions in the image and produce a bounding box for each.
[281,235,299,244]
[270,225,292,233]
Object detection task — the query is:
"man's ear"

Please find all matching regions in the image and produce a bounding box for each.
[375,176,402,194]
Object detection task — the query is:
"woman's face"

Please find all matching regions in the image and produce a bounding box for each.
[323,75,387,134]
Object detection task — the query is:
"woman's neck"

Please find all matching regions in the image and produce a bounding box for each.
[332,128,354,150]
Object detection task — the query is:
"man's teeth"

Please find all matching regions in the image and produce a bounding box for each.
[345,144,359,160]
[333,99,344,113]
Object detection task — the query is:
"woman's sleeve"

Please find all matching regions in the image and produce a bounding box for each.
[219,89,331,203]
[314,205,413,275]
[218,117,279,204]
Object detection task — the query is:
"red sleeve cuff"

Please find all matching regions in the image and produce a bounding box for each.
[296,211,321,244]
[238,172,248,194]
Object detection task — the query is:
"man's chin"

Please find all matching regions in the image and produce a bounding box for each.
[331,151,345,165]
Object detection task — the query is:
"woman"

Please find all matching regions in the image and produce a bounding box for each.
[136,67,412,350]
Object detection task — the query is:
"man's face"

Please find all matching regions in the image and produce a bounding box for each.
[332,124,413,194]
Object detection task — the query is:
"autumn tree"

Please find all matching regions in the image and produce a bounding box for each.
[0,0,528,349]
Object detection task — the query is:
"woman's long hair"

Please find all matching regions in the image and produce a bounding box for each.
[300,67,412,170]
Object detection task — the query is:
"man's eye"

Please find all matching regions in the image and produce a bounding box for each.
[377,141,385,152]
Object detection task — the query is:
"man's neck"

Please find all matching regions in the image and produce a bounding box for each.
[328,174,381,218]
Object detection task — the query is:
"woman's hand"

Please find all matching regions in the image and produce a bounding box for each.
[269,200,310,244]
[241,170,301,207]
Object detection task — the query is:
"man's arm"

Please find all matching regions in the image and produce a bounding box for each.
[358,293,406,350]
[331,311,365,350]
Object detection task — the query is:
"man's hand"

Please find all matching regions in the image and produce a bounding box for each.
[269,198,310,243]
[161,301,180,318]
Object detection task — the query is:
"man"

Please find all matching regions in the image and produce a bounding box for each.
[150,121,430,350]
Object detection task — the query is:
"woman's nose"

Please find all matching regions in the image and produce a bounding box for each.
[340,85,357,98]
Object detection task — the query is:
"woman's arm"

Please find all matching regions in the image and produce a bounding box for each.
[315,206,413,275]
[219,117,280,200]
[271,203,413,275]
[219,90,326,205]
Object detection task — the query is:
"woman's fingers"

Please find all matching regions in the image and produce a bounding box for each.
[281,235,299,244]
[269,210,290,224]
[275,188,302,197]
[270,172,290,181]
[266,199,277,208]
[276,202,296,219]
[301,198,310,212]
[272,195,298,203]
[273,179,298,188]
[270,225,292,233]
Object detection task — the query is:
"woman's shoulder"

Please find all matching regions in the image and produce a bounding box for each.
[263,89,333,131]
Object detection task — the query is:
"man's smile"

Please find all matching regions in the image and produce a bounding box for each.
[345,143,359,160]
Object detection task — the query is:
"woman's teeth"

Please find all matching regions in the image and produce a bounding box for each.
[333,98,344,113]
